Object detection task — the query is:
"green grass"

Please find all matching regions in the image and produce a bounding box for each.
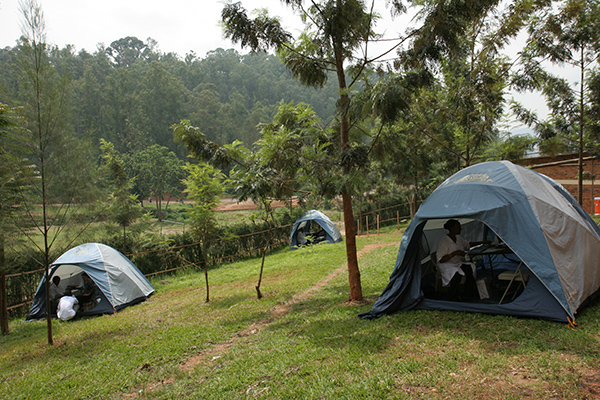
[2,228,600,399]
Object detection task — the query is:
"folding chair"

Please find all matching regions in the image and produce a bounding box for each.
[497,262,530,304]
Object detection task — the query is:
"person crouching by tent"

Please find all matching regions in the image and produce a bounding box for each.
[437,219,489,301]
[57,293,79,321]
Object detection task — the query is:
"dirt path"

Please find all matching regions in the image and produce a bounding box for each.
[123,242,399,397]
[215,198,297,212]
[178,242,397,371]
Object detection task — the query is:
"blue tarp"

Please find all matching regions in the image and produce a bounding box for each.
[360,161,600,322]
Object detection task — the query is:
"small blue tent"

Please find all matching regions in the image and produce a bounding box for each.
[27,243,155,320]
[360,161,600,322]
[290,210,342,249]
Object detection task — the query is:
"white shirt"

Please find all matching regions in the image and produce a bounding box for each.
[436,235,475,286]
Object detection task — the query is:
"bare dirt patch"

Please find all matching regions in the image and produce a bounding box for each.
[578,367,600,399]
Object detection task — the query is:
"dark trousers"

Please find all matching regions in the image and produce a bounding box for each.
[449,264,477,301]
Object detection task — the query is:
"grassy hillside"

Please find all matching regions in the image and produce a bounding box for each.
[2,228,599,399]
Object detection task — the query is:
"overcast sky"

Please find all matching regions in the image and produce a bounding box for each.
[0,0,306,56]
[1,0,572,127]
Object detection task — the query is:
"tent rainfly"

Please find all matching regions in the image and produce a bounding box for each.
[290,210,342,249]
[360,161,600,323]
[27,243,154,320]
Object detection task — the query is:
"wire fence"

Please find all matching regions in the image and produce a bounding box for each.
[356,201,415,235]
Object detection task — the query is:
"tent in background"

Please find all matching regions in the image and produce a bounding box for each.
[360,161,600,323]
[27,243,155,320]
[290,210,342,249]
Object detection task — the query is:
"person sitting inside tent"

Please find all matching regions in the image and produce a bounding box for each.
[49,276,65,313]
[76,273,98,306]
[311,227,327,244]
[437,219,489,301]
[297,227,310,246]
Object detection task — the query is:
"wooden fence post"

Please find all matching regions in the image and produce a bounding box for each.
[358,208,363,235]
[377,214,380,234]
[366,216,369,236]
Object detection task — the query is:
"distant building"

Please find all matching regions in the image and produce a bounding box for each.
[516,152,600,215]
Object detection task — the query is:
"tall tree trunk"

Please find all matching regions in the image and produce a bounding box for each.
[335,45,362,301]
[578,47,584,206]
[42,177,53,345]
[342,190,361,300]
[156,196,163,221]
[204,264,210,303]
[0,236,8,335]
[202,242,210,303]
[38,96,53,345]
[256,249,265,300]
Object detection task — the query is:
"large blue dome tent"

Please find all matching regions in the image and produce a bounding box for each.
[360,161,600,323]
[290,210,342,249]
[27,243,155,320]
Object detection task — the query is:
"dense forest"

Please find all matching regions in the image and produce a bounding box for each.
[2,3,598,203]
[1,0,599,235]
[0,38,340,157]
[1,0,598,255]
